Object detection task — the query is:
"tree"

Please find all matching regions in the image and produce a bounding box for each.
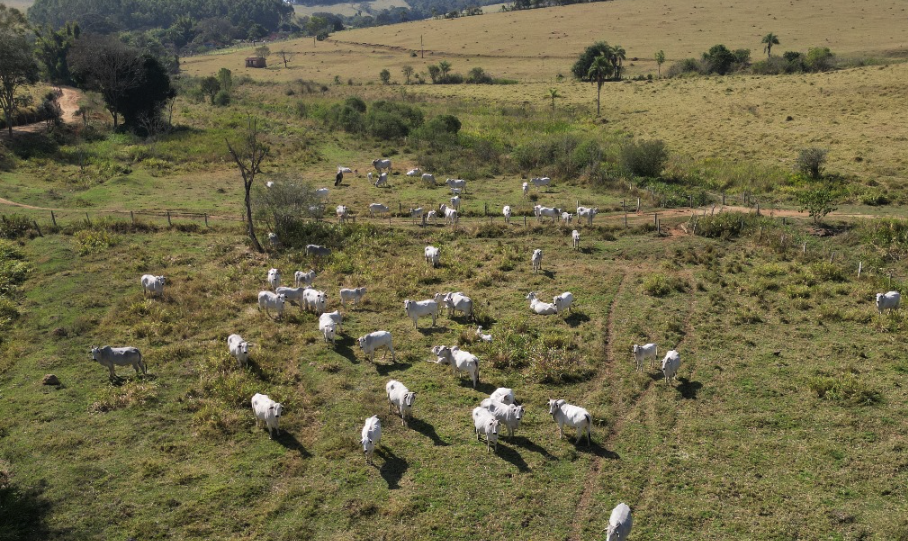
[68,34,144,128]
[654,50,665,78]
[572,41,615,81]
[797,188,837,224]
[247,23,268,41]
[226,116,269,253]
[379,68,390,84]
[761,32,780,58]
[702,44,736,75]
[200,76,220,104]
[587,53,610,117]
[114,54,175,130]
[0,31,40,136]
[401,64,413,84]
[34,22,80,84]
[0,4,29,34]
[438,60,452,79]
[796,147,828,179]
[217,68,232,93]
[610,45,626,80]
[427,64,440,83]
[307,16,328,45]
[254,45,270,59]
[274,49,293,68]
[546,88,561,111]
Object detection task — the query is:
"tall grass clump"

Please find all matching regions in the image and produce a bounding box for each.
[620,139,668,179]
[512,133,604,180]
[808,372,881,405]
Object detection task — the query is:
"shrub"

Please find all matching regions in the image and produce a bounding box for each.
[806,47,835,72]
[620,139,668,178]
[641,273,686,297]
[426,114,461,134]
[0,215,34,240]
[252,179,322,245]
[796,147,828,179]
[702,44,737,75]
[344,96,366,113]
[379,69,391,84]
[796,188,837,224]
[466,67,493,84]
[512,134,604,179]
[74,229,116,255]
[213,90,230,106]
[364,101,424,139]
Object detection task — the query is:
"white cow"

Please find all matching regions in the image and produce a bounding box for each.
[338,166,354,174]
[227,334,252,368]
[503,205,512,224]
[374,172,389,188]
[358,331,395,362]
[267,232,279,248]
[267,268,281,290]
[424,245,440,268]
[305,244,331,258]
[425,210,438,224]
[361,416,382,465]
[548,398,592,445]
[442,292,473,320]
[553,291,574,314]
[369,203,390,217]
[526,291,558,315]
[404,299,439,329]
[339,287,366,308]
[275,286,307,308]
[251,393,283,439]
[409,207,424,224]
[421,173,436,186]
[480,398,524,439]
[315,187,329,200]
[633,343,658,371]
[265,181,274,188]
[438,204,458,224]
[140,274,166,297]
[386,379,416,426]
[490,387,515,405]
[257,291,286,320]
[531,176,552,190]
[450,196,461,211]
[336,205,349,223]
[294,269,316,287]
[522,182,529,197]
[876,291,901,314]
[302,288,327,314]
[531,249,543,274]
[372,158,392,172]
[367,171,373,183]
[406,168,422,177]
[445,178,466,193]
[661,350,681,384]
[431,345,479,388]
[561,211,573,224]
[572,229,580,250]
[450,187,462,196]
[90,346,146,379]
[535,206,561,223]
[472,407,500,452]
[476,326,492,342]
[577,206,599,225]
[318,311,343,344]
[606,503,633,541]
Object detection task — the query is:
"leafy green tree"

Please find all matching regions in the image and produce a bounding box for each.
[654,50,665,78]
[797,188,837,224]
[438,60,452,79]
[572,41,615,81]
[805,47,835,71]
[247,23,267,41]
[217,67,232,92]
[761,32,780,58]
[0,4,29,34]
[401,64,413,84]
[200,76,220,104]
[0,30,41,136]
[587,53,610,117]
[610,45,626,79]
[379,68,390,84]
[34,22,80,84]
[427,64,440,83]
[796,147,828,179]
[546,88,561,111]
[254,45,270,59]
[68,34,143,128]
[702,44,736,75]
[115,54,175,129]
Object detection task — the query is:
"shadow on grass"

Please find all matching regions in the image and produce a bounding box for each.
[376,448,408,489]
[0,478,58,541]
[409,418,448,446]
[676,377,702,399]
[496,443,530,472]
[512,436,557,460]
[375,362,412,376]
[465,380,498,394]
[540,269,556,280]
[417,326,448,336]
[275,431,313,458]
[563,311,590,327]
[332,335,360,364]
[578,246,597,255]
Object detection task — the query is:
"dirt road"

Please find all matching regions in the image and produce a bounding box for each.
[1,86,81,137]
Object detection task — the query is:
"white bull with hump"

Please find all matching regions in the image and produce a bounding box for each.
[90,345,146,379]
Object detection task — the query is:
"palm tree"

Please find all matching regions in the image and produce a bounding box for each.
[547,88,561,111]
[587,54,611,117]
[761,32,780,58]
[655,50,665,78]
[402,65,414,84]
[611,46,627,79]
[438,60,452,79]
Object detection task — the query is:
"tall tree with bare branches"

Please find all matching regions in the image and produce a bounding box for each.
[226,117,269,253]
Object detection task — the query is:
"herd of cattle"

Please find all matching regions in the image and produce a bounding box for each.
[86,159,905,541]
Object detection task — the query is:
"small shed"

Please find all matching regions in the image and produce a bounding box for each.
[245,56,267,68]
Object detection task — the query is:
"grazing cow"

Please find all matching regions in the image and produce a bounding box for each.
[361,416,382,465]
[661,350,681,384]
[425,245,440,267]
[404,299,439,329]
[338,166,354,174]
[228,334,252,367]
[369,203,390,217]
[302,288,328,314]
[294,269,316,287]
[335,171,344,186]
[531,249,543,273]
[339,287,366,308]
[251,393,283,439]
[531,176,552,190]
[490,387,515,405]
[547,398,592,445]
[561,211,573,224]
[267,232,280,248]
[425,210,438,224]
[141,274,166,297]
[90,346,145,379]
[606,503,633,541]
[438,204,458,224]
[276,286,307,308]
[480,398,525,439]
[572,229,580,250]
[522,182,529,197]
[633,343,658,371]
[450,187,462,196]
[577,206,599,225]
[358,331,395,362]
[318,311,343,344]
[315,187,329,200]
[386,379,416,426]
[876,291,901,314]
[472,407,500,451]
[267,268,281,290]
[535,206,561,223]
[445,178,466,193]
[305,244,332,257]
[421,173,436,185]
[553,291,574,314]
[372,158,392,172]
[503,205,512,224]
[450,195,461,211]
[406,168,422,177]
[336,205,349,223]
[257,291,287,320]
[374,172,389,188]
[431,345,479,388]
[440,292,473,320]
[476,325,492,342]
[410,207,424,224]
[526,291,558,315]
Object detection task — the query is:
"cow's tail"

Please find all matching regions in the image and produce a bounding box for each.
[584,413,593,444]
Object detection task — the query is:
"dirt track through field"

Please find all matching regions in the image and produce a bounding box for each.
[1,86,81,138]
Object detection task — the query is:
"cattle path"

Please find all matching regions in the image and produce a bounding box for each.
[0,87,82,138]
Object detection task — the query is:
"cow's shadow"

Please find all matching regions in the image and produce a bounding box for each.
[332,335,360,364]
[563,312,590,327]
[377,448,408,489]
[512,436,557,460]
[417,326,448,336]
[676,377,702,399]
[274,431,312,458]
[0,477,57,541]
[540,269,556,279]
[409,418,448,446]
[496,444,530,472]
[375,361,412,376]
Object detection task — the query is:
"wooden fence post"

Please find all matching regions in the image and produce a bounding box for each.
[50,211,57,227]
[636,197,640,212]
[166,211,172,227]
[653,213,658,226]
[204,214,209,228]
[524,216,527,227]
[130,211,135,224]
[722,192,726,205]
[858,261,862,278]
[85,213,91,226]
[624,212,628,227]
[33,221,42,237]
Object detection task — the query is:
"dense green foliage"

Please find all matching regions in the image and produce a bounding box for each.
[571,41,627,81]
